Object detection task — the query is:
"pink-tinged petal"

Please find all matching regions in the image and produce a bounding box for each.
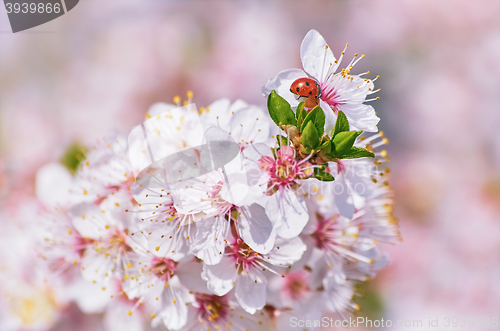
[235,268,267,314]
[69,203,111,239]
[266,190,309,239]
[333,175,355,219]
[261,68,307,107]
[202,256,237,296]
[237,204,276,254]
[338,103,379,132]
[264,236,306,266]
[192,217,228,265]
[300,29,336,82]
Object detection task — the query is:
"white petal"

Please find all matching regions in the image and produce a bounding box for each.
[229,105,270,147]
[264,236,306,266]
[103,300,144,331]
[235,268,267,314]
[300,29,336,82]
[267,190,309,239]
[175,261,209,294]
[69,203,111,239]
[319,99,336,136]
[159,285,190,330]
[338,103,379,132]
[261,68,307,107]
[200,98,232,130]
[333,175,355,219]
[237,204,276,254]
[201,256,236,296]
[192,217,228,265]
[36,163,73,208]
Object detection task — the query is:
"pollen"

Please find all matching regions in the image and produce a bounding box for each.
[186,90,193,99]
[128,310,133,316]
[173,95,181,104]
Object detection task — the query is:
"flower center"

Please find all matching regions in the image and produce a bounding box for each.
[283,271,310,301]
[150,257,177,282]
[229,239,259,269]
[259,146,312,193]
[195,293,230,324]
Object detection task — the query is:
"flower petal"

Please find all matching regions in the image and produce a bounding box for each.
[201,256,236,296]
[264,236,306,266]
[261,68,307,107]
[235,268,267,314]
[333,175,355,219]
[237,204,276,254]
[192,216,228,265]
[266,190,309,239]
[338,103,379,132]
[300,29,336,82]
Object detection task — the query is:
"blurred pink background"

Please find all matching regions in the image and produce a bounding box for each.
[1,0,499,330]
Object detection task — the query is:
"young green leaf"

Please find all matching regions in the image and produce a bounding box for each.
[301,106,326,137]
[318,139,332,154]
[276,135,289,147]
[313,167,335,182]
[296,102,307,130]
[268,91,297,128]
[302,121,320,150]
[340,146,375,159]
[331,130,360,156]
[333,110,350,136]
[296,101,305,120]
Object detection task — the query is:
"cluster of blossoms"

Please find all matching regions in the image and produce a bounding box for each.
[32,30,400,331]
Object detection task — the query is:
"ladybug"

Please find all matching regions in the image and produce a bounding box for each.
[290,78,322,108]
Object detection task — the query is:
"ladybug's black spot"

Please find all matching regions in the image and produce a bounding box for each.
[305,82,310,86]
[296,87,300,92]
[309,91,312,95]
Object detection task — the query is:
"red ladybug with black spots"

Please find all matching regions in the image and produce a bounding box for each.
[290,78,322,108]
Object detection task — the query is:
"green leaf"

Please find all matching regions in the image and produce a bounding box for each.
[267,91,297,128]
[276,135,289,147]
[333,111,350,136]
[295,101,305,120]
[60,142,88,174]
[313,167,335,182]
[331,130,361,156]
[301,106,325,137]
[296,102,307,130]
[302,121,320,150]
[340,146,375,159]
[318,139,332,154]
